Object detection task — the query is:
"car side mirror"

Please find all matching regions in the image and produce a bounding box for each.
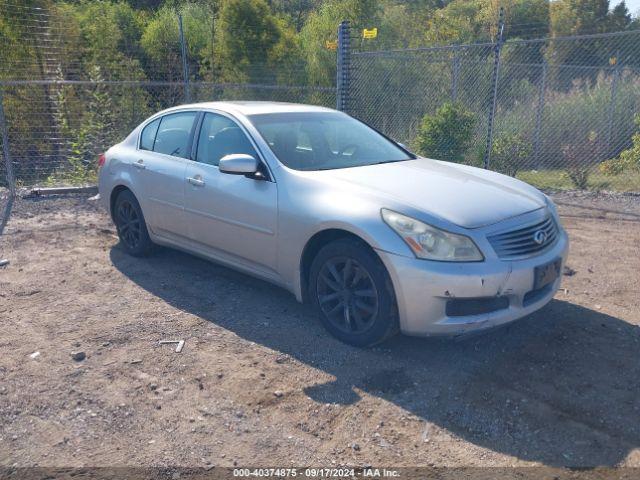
[219,154,259,176]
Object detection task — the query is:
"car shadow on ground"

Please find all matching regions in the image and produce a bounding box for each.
[110,245,640,467]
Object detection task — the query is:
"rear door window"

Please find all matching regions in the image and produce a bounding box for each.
[152,112,197,159]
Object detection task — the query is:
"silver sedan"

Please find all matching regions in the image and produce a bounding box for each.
[98,101,569,346]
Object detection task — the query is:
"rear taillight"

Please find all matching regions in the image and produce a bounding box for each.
[98,153,106,168]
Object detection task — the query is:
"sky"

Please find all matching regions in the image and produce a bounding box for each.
[622,0,640,16]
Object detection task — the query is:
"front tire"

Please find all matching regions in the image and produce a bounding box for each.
[309,238,399,347]
[113,190,154,257]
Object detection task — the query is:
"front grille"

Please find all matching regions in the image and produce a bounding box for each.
[488,215,558,260]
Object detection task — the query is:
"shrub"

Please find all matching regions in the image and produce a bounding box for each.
[414,102,476,163]
[600,114,640,176]
[488,133,532,177]
[562,131,602,190]
[565,163,590,190]
[599,156,637,176]
[497,72,640,172]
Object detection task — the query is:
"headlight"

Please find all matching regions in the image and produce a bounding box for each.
[381,209,483,262]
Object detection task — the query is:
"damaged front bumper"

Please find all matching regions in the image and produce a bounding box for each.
[376,228,569,337]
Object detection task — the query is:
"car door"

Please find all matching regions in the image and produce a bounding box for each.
[135,111,198,238]
[184,111,278,276]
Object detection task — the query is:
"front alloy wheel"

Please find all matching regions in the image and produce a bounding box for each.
[309,238,399,347]
[316,257,379,335]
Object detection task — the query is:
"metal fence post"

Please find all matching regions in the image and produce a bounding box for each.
[533,61,547,168]
[178,13,191,103]
[483,7,505,170]
[451,48,460,102]
[606,57,622,159]
[0,87,16,237]
[336,20,351,113]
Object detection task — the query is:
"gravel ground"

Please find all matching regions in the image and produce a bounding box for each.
[0,192,639,469]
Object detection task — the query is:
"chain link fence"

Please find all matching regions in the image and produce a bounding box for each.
[2,2,640,236]
[0,1,335,234]
[348,29,640,193]
[0,80,334,187]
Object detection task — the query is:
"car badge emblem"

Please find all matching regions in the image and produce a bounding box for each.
[533,230,547,245]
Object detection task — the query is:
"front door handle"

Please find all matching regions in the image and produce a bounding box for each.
[187,176,205,187]
[133,159,146,170]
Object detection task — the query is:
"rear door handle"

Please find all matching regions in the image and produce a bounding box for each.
[133,159,146,170]
[187,176,205,187]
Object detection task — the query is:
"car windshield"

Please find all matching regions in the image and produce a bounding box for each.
[247,111,414,171]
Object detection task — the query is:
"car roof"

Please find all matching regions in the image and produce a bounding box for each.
[163,101,336,117]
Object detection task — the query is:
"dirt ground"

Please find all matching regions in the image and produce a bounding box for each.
[0,191,639,469]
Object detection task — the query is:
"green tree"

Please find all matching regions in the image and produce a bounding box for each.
[548,0,633,86]
[269,0,319,31]
[608,1,632,31]
[141,3,212,82]
[214,0,303,84]
[299,0,380,87]
[424,0,491,45]
[550,0,610,36]
[72,1,147,80]
[507,0,550,39]
[414,102,477,162]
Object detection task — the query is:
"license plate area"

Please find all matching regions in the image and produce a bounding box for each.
[534,258,561,290]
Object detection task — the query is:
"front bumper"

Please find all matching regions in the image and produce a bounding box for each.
[376,229,569,337]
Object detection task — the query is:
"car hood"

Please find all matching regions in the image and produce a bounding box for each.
[309,158,546,229]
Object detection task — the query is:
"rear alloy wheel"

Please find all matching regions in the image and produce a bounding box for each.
[310,238,399,347]
[114,190,153,257]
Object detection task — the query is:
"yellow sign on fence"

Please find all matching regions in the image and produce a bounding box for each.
[325,40,338,51]
[362,28,378,39]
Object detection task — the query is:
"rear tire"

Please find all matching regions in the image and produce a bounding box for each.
[309,238,399,347]
[113,190,154,257]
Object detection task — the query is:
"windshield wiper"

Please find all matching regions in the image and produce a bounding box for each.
[373,158,411,165]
